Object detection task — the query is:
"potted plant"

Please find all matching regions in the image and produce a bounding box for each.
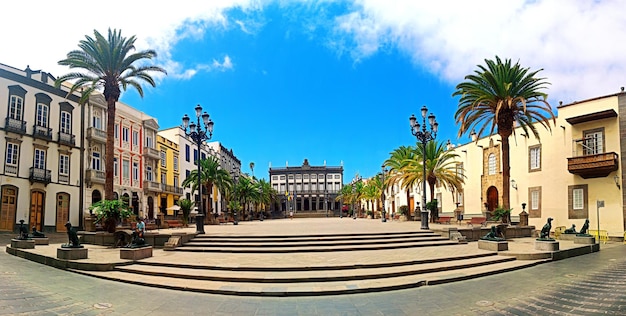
[426,199,439,223]
[398,205,409,221]
[177,198,194,227]
[89,199,132,233]
[492,206,512,224]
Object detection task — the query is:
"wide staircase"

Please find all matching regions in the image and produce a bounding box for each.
[75,231,546,296]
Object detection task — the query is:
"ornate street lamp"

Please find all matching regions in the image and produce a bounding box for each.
[409,105,438,230]
[381,165,388,223]
[182,104,214,234]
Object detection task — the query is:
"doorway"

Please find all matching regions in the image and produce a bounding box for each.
[0,186,17,231]
[56,193,70,232]
[486,186,499,218]
[30,191,45,232]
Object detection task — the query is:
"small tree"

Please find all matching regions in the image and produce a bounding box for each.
[177,199,194,227]
[89,199,132,233]
[425,199,439,223]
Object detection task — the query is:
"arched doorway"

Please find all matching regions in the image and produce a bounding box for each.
[147,196,154,219]
[486,186,499,218]
[92,190,102,204]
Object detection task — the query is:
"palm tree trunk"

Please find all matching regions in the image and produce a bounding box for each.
[104,98,116,200]
[501,135,511,210]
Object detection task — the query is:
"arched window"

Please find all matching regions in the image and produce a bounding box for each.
[488,154,496,175]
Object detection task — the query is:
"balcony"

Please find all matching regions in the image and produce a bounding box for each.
[4,117,26,135]
[86,169,105,185]
[161,184,184,195]
[143,180,162,193]
[567,152,619,179]
[33,125,53,141]
[29,167,51,185]
[58,132,75,147]
[87,127,107,144]
[143,146,160,160]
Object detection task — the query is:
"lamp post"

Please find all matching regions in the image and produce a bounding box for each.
[182,104,214,234]
[381,166,387,223]
[409,106,438,230]
[259,186,264,221]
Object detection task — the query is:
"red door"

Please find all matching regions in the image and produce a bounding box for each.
[487,186,499,218]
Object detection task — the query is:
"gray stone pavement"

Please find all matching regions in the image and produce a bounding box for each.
[2,219,626,315]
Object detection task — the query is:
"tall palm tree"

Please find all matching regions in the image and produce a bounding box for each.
[383,146,418,211]
[363,176,383,218]
[233,176,258,219]
[401,140,465,221]
[249,162,255,179]
[256,179,276,214]
[182,157,231,217]
[453,56,555,209]
[56,29,166,200]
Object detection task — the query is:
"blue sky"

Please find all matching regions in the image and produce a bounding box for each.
[3,1,626,181]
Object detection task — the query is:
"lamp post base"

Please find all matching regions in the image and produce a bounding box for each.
[420,211,429,230]
[195,214,205,234]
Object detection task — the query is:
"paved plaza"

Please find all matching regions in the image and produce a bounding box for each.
[2,218,626,315]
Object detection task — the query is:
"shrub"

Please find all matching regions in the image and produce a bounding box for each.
[398,205,409,215]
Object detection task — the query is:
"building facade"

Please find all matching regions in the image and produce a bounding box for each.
[269,159,343,215]
[426,89,626,237]
[0,63,82,232]
[156,135,183,216]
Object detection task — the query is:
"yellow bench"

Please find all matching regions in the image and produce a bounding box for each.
[589,229,608,244]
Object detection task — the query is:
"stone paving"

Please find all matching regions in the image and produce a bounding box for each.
[1,218,626,315]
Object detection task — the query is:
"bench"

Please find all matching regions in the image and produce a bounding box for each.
[164,220,183,229]
[435,216,452,224]
[589,229,609,244]
[468,217,487,227]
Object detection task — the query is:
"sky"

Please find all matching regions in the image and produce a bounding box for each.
[2,0,626,181]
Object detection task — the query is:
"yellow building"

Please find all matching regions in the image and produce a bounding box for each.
[157,135,183,217]
[437,89,625,238]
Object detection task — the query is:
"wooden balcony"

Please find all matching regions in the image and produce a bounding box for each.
[87,127,107,144]
[567,152,619,179]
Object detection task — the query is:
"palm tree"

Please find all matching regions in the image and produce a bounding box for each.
[182,157,231,218]
[363,176,383,218]
[384,146,418,215]
[400,140,465,221]
[55,29,166,200]
[249,162,255,179]
[256,179,276,216]
[453,56,555,209]
[233,176,258,220]
[176,198,194,227]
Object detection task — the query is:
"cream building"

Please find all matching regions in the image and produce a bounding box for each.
[428,89,626,238]
[0,63,82,232]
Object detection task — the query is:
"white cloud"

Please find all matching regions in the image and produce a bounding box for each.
[332,0,626,102]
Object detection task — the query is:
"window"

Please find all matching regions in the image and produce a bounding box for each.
[193,149,198,165]
[296,184,302,191]
[335,175,340,179]
[488,154,496,175]
[311,174,317,179]
[133,162,139,181]
[335,183,340,191]
[174,176,179,187]
[60,111,71,134]
[113,157,118,177]
[303,174,309,179]
[36,103,49,127]
[132,131,139,147]
[160,151,166,167]
[304,184,309,191]
[186,170,190,178]
[6,143,19,166]
[456,191,464,206]
[528,187,542,218]
[185,144,190,162]
[145,136,153,148]
[583,128,604,155]
[280,184,285,192]
[146,166,153,181]
[456,163,464,178]
[201,152,206,160]
[91,151,101,170]
[122,127,129,142]
[114,124,119,139]
[123,159,130,179]
[272,175,278,180]
[9,95,23,120]
[161,173,166,184]
[173,156,179,171]
[59,154,69,176]
[529,145,541,171]
[92,110,102,129]
[280,175,286,180]
[568,184,588,219]
[34,148,46,169]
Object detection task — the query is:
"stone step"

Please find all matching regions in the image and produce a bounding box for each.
[173,239,459,253]
[191,230,436,241]
[72,259,547,296]
[184,236,449,248]
[115,255,516,283]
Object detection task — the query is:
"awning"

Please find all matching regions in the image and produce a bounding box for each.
[166,205,181,211]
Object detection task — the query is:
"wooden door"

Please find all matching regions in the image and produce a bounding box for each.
[0,187,17,231]
[487,186,499,218]
[56,193,69,232]
[30,191,45,232]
